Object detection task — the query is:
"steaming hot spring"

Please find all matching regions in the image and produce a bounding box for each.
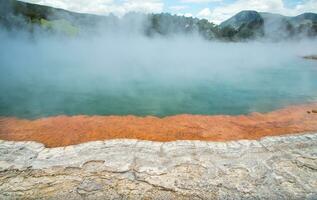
[1,36,317,147]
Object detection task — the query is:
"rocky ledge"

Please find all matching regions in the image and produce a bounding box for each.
[304,55,317,60]
[1,133,317,199]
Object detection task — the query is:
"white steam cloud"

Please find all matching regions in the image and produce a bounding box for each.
[0,13,317,118]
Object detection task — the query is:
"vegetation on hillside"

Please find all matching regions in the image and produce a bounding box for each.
[0,0,317,41]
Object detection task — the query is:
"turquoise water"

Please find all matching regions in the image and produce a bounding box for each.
[1,38,317,118]
[1,58,317,118]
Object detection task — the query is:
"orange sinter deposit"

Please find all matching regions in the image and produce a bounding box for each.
[1,103,317,147]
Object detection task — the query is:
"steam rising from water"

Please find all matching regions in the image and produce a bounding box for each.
[1,25,317,118]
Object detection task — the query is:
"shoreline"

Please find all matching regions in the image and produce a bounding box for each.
[303,55,317,60]
[1,103,317,147]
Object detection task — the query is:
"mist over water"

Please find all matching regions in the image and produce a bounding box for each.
[1,29,317,118]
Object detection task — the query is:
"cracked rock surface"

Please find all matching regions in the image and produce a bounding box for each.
[0,133,317,199]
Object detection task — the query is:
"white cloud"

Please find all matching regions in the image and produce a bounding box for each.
[196,0,317,24]
[197,8,212,19]
[176,12,193,17]
[22,0,164,16]
[169,5,188,11]
[184,13,193,17]
[180,0,221,3]
[295,0,317,13]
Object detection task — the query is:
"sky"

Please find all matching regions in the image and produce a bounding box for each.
[22,0,317,24]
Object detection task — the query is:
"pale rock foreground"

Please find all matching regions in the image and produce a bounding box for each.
[0,133,317,199]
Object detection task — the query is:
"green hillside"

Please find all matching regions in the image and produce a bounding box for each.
[1,0,317,40]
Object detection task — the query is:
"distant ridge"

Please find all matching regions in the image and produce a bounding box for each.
[220,10,263,29]
[1,0,317,40]
[220,10,317,28]
[219,10,317,40]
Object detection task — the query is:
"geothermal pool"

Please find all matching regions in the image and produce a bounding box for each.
[1,56,317,118]
[1,37,317,146]
[0,37,317,118]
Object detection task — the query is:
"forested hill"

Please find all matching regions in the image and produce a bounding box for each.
[220,10,317,40]
[1,0,317,41]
